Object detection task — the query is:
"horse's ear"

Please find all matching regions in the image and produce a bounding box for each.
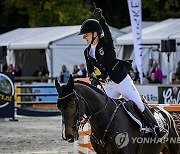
[67,74,74,89]
[55,78,61,93]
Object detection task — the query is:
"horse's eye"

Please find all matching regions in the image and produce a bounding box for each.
[68,102,75,108]
[57,101,68,109]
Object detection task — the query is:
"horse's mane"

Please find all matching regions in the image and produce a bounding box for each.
[74,80,106,96]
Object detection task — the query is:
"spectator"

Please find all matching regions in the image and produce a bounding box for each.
[129,68,139,84]
[74,63,87,78]
[60,65,70,83]
[149,72,161,84]
[142,74,149,84]
[33,66,41,77]
[146,58,153,77]
[14,65,22,77]
[149,61,163,83]
[175,61,180,80]
[7,64,15,73]
[33,66,49,82]
[72,65,79,78]
[170,72,180,84]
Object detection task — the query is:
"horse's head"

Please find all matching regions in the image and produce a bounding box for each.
[55,75,81,142]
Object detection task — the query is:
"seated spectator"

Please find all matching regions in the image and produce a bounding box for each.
[59,65,70,83]
[170,72,180,84]
[14,65,22,77]
[142,73,149,84]
[148,72,161,84]
[7,64,15,73]
[146,58,153,78]
[176,61,180,80]
[72,65,79,78]
[33,66,49,82]
[149,61,163,83]
[129,68,140,84]
[74,63,87,78]
[33,66,41,77]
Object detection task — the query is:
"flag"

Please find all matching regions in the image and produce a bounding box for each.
[127,0,143,83]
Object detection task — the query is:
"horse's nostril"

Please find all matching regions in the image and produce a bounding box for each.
[66,134,74,142]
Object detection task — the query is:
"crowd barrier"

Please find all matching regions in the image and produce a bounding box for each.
[15,84,59,116]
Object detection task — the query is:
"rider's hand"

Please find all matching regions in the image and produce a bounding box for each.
[91,78,100,87]
[90,74,100,87]
[93,7,103,20]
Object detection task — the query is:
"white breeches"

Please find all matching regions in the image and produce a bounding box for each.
[104,74,145,112]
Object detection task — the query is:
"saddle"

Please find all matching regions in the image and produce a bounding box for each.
[117,97,167,134]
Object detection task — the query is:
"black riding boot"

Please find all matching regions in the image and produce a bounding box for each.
[143,106,168,138]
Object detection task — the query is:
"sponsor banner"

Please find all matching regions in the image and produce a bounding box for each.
[0,72,14,118]
[136,85,158,104]
[158,86,180,104]
[127,0,143,83]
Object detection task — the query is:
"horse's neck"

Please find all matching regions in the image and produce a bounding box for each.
[74,83,107,115]
[75,83,115,137]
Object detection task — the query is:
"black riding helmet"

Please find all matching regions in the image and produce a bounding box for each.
[78,19,103,35]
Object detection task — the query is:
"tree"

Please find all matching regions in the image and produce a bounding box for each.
[0,0,180,34]
[92,0,130,28]
[0,0,29,34]
[14,0,92,27]
[0,0,92,34]
[142,0,180,21]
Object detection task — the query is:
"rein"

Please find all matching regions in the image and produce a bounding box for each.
[90,98,125,147]
[58,85,125,147]
[72,90,125,147]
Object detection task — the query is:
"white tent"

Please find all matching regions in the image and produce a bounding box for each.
[116,18,180,83]
[116,18,180,45]
[0,25,122,77]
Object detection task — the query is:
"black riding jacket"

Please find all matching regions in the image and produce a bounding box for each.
[84,17,132,84]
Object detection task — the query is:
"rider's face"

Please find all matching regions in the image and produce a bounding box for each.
[83,32,92,45]
[83,32,98,45]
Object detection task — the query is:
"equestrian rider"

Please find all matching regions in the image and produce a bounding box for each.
[78,6,167,138]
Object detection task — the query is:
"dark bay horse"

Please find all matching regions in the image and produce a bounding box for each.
[55,75,180,154]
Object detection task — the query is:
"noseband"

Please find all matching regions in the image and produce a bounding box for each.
[58,91,80,141]
[58,87,124,147]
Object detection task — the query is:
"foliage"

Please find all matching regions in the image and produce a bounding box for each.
[142,0,180,21]
[0,0,180,34]
[93,0,130,28]
[0,0,92,33]
[0,0,29,33]
[14,0,92,27]
[92,0,180,28]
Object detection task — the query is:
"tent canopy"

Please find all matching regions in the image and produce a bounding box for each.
[0,26,81,49]
[116,19,180,45]
[0,25,122,77]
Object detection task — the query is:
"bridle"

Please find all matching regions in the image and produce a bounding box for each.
[58,90,81,141]
[58,87,124,147]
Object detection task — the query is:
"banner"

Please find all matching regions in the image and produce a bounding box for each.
[127,0,143,83]
[0,72,14,118]
[158,86,180,104]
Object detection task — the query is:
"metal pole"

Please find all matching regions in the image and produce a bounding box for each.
[0,59,3,72]
[167,52,170,84]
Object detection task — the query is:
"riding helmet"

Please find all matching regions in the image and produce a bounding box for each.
[78,19,103,35]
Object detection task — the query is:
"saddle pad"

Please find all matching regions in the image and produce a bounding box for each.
[150,107,168,131]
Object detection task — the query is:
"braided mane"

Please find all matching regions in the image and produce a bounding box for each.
[74,80,106,96]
